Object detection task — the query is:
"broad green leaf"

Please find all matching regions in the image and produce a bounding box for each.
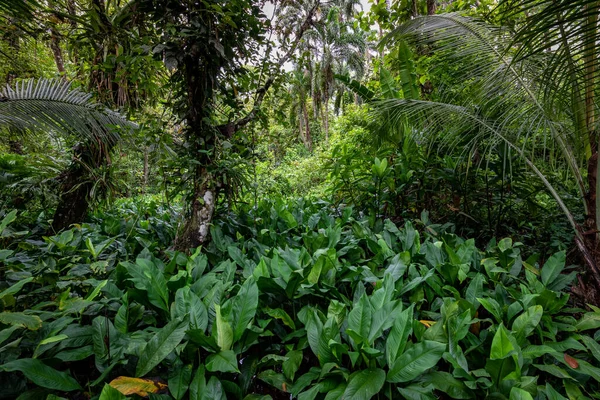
[214,304,233,351]
[283,350,303,381]
[342,368,385,400]
[477,298,502,322]
[0,312,42,330]
[1,358,81,391]
[231,277,258,342]
[0,325,21,345]
[99,384,126,400]
[544,383,568,400]
[169,364,192,400]
[136,318,187,377]
[85,279,108,301]
[397,40,420,100]
[512,305,543,343]
[124,259,169,312]
[205,376,226,400]
[386,304,414,366]
[189,365,206,400]
[490,324,516,360]
[0,277,33,299]
[0,210,17,233]
[387,341,446,383]
[206,350,240,373]
[509,387,534,400]
[576,311,600,331]
[171,287,208,331]
[305,309,323,358]
[581,335,600,363]
[348,295,372,343]
[541,251,565,286]
[264,307,295,330]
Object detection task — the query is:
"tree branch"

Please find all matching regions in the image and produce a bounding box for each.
[217,0,320,137]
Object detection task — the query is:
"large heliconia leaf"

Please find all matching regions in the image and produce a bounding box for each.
[136,318,188,377]
[0,276,33,300]
[512,306,543,343]
[342,368,386,400]
[124,258,170,312]
[490,324,517,360]
[231,277,259,342]
[189,365,206,400]
[347,295,372,343]
[109,376,167,396]
[541,251,566,287]
[387,341,446,383]
[214,304,233,351]
[171,287,208,331]
[0,358,81,391]
[206,350,240,373]
[386,304,414,366]
[0,312,42,330]
[169,364,193,400]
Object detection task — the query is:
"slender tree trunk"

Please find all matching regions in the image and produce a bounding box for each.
[411,0,418,18]
[49,29,65,75]
[142,146,149,194]
[303,102,312,151]
[323,96,329,142]
[427,0,436,15]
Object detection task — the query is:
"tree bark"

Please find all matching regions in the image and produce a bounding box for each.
[427,0,436,15]
[142,146,149,194]
[303,102,312,151]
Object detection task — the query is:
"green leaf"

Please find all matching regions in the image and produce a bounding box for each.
[576,311,600,331]
[512,305,543,343]
[348,295,372,343]
[334,74,375,102]
[124,259,169,312]
[0,210,17,234]
[342,368,385,400]
[0,312,42,330]
[490,324,516,360]
[581,335,600,363]
[0,277,33,299]
[214,304,233,351]
[1,358,81,391]
[397,41,420,100]
[99,384,126,400]
[387,341,446,383]
[205,376,226,400]
[169,364,192,400]
[379,67,400,100]
[189,365,206,400]
[136,318,187,377]
[509,387,534,400]
[171,287,208,331]
[283,350,303,381]
[231,277,258,342]
[477,298,502,322]
[386,304,414,366]
[264,307,295,330]
[541,251,566,286]
[206,350,240,373]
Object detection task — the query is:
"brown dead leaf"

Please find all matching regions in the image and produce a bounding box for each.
[564,354,579,369]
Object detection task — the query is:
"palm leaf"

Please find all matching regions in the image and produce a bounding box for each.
[0,79,136,144]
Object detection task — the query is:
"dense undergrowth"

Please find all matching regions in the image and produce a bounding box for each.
[1,200,599,399]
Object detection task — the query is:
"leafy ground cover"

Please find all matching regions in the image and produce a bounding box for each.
[0,200,599,399]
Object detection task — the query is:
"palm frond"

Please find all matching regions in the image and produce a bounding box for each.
[0,79,137,144]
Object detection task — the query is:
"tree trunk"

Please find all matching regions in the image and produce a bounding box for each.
[51,143,93,232]
[49,28,65,75]
[323,96,329,142]
[411,0,418,18]
[174,45,219,251]
[142,146,149,194]
[51,163,91,232]
[427,0,436,15]
[303,102,312,151]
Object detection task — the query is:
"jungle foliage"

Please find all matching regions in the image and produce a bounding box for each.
[2,0,600,398]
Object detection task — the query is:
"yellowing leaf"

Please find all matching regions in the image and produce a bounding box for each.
[420,320,435,328]
[109,376,167,396]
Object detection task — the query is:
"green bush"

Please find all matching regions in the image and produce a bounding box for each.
[0,200,598,399]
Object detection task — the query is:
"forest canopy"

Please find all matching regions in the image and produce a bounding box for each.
[2,0,600,399]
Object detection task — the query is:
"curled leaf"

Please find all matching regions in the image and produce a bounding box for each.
[109,376,167,396]
[564,354,579,369]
